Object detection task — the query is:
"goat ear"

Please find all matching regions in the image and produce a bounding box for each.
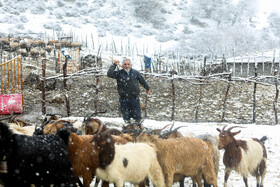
[216,128,221,133]
[231,130,241,136]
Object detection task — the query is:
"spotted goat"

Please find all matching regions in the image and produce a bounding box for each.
[217,125,267,187]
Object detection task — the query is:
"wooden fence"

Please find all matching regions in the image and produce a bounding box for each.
[0,55,23,94]
[37,56,280,125]
[0,56,23,115]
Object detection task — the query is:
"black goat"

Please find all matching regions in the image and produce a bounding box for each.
[0,122,80,187]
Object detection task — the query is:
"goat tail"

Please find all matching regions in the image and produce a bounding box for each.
[260,136,268,144]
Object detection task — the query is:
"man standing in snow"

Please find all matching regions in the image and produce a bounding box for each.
[107,58,150,127]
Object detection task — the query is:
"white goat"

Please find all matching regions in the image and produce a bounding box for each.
[92,132,165,187]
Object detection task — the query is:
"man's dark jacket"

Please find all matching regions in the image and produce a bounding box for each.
[107,64,150,98]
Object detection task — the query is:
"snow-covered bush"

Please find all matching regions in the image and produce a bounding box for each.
[131,0,163,23]
[30,4,46,15]
[19,15,28,23]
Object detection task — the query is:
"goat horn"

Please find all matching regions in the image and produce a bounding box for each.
[222,125,228,131]
[148,124,171,134]
[89,110,107,118]
[10,114,19,122]
[162,124,172,130]
[0,112,14,121]
[171,125,187,132]
[96,123,104,134]
[84,110,107,122]
[169,123,175,131]
[226,126,246,132]
[0,115,13,121]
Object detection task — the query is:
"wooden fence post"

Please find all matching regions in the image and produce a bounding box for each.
[221,72,232,122]
[171,70,175,122]
[253,61,258,123]
[63,56,70,117]
[41,59,46,115]
[222,54,226,72]
[94,75,99,113]
[195,57,207,122]
[274,69,279,125]
[144,64,148,118]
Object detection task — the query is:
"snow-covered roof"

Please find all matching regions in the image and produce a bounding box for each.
[227,49,280,63]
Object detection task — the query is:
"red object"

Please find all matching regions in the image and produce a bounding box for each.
[0,94,23,115]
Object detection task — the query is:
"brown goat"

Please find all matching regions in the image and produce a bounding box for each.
[43,119,77,134]
[152,126,219,187]
[136,133,217,187]
[67,133,105,187]
[217,125,267,187]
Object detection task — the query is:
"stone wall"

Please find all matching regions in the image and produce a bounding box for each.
[22,70,278,125]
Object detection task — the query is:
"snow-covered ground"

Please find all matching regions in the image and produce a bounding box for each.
[69,116,280,187]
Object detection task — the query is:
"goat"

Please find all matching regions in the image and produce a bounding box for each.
[82,117,106,135]
[33,114,60,135]
[217,125,267,187]
[0,122,80,186]
[152,126,219,187]
[195,134,220,187]
[8,123,35,136]
[45,45,53,53]
[92,131,165,187]
[122,123,143,131]
[82,111,107,135]
[0,115,35,136]
[136,132,217,187]
[33,117,99,187]
[42,119,78,135]
[67,133,103,187]
[30,48,39,58]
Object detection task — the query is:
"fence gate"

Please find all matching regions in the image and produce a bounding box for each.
[0,56,23,115]
[58,48,80,74]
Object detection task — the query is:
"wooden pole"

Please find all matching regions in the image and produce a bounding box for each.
[63,56,70,117]
[20,56,23,91]
[221,72,232,122]
[253,60,258,123]
[41,59,46,115]
[94,55,100,113]
[144,64,148,118]
[271,50,276,75]
[94,75,99,113]
[171,70,175,121]
[274,69,279,125]
[195,57,207,122]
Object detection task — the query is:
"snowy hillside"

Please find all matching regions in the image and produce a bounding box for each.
[1,0,280,56]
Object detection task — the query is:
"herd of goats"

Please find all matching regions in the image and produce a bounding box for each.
[0,36,82,58]
[0,113,267,187]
